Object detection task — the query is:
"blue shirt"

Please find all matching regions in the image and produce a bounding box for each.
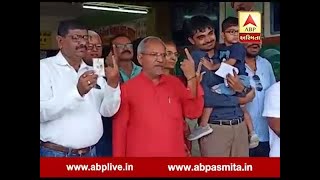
[119,62,142,82]
[191,49,243,120]
[216,43,247,76]
[245,56,276,142]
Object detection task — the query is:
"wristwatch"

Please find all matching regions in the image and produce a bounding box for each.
[238,86,252,97]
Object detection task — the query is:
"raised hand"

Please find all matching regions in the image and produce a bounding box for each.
[105,45,120,88]
[180,48,197,80]
[105,51,113,67]
[77,70,98,96]
[196,61,206,83]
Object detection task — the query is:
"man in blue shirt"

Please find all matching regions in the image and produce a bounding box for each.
[184,15,255,157]
[108,34,142,82]
[244,43,276,157]
[188,18,258,149]
[97,34,142,156]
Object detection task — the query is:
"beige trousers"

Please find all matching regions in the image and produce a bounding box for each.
[199,121,249,157]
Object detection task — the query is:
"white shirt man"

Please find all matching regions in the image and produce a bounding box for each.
[262,81,280,157]
[40,52,121,150]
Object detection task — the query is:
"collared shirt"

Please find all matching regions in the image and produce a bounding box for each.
[245,56,276,142]
[119,62,142,82]
[262,82,280,157]
[40,51,121,149]
[191,49,243,120]
[113,72,204,157]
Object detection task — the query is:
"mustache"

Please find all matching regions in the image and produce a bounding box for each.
[121,50,132,54]
[204,40,215,46]
[76,45,87,50]
[90,53,99,57]
[248,44,260,48]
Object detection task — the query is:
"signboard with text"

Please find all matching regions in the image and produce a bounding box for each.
[40,31,52,49]
[238,11,261,43]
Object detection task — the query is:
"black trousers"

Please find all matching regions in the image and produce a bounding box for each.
[249,141,270,157]
[96,116,113,157]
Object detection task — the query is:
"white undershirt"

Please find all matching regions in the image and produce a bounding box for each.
[40,52,121,149]
[262,82,280,157]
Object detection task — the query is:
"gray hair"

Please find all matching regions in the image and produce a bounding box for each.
[137,36,166,54]
[88,30,101,41]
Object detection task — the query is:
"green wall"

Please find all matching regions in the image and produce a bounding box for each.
[260,45,280,81]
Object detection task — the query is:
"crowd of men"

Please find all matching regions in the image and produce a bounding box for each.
[40,14,280,157]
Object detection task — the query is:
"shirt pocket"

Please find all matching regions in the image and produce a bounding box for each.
[166,96,183,120]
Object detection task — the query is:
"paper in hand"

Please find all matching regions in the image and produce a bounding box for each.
[93,58,105,77]
[215,62,239,79]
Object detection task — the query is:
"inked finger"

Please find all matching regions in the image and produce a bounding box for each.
[184,48,193,61]
[112,55,118,69]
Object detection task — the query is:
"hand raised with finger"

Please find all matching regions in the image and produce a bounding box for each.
[180,48,196,80]
[105,45,120,88]
[196,61,206,83]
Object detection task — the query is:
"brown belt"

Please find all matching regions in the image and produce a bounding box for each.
[40,141,94,155]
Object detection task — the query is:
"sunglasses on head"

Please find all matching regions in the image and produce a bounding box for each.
[252,75,263,91]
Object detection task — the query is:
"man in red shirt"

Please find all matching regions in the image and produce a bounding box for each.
[113,36,204,157]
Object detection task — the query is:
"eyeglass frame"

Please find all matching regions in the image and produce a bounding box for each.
[87,44,102,51]
[224,30,239,35]
[166,51,180,59]
[114,43,133,49]
[141,52,167,60]
[65,34,89,42]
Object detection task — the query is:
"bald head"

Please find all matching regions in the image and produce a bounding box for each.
[84,30,103,66]
[88,30,101,41]
[137,36,166,79]
[232,2,255,12]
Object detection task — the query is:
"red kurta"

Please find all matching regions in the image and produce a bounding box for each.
[113,72,204,157]
[177,75,192,156]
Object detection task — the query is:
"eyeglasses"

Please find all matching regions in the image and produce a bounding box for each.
[67,34,89,42]
[115,43,133,49]
[252,75,263,91]
[141,52,166,59]
[166,51,180,58]
[224,30,239,35]
[87,44,102,50]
